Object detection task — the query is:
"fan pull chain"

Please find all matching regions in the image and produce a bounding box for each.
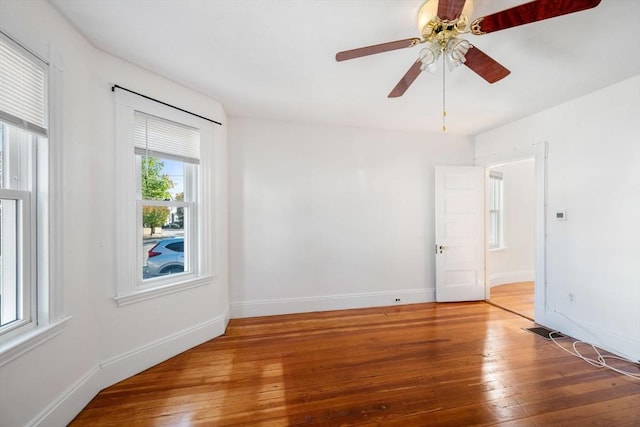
[442,51,446,133]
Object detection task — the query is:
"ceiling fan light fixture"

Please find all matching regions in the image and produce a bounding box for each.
[419,42,442,72]
[445,37,470,70]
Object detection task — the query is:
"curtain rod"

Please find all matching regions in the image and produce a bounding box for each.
[111,84,222,126]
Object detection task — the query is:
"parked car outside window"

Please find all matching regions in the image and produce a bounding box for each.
[143,237,184,278]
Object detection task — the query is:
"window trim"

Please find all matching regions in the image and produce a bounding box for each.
[0,26,65,359]
[0,315,71,368]
[113,89,217,304]
[488,170,504,250]
[114,276,211,307]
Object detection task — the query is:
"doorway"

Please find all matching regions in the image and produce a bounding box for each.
[486,158,536,320]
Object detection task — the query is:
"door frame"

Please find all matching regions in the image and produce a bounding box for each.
[475,142,548,325]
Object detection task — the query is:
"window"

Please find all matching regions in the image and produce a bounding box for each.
[0,31,50,340]
[0,123,36,337]
[114,90,216,305]
[488,171,504,249]
[135,112,199,286]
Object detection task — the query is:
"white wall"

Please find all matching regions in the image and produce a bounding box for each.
[476,75,640,361]
[1,2,635,425]
[0,1,229,426]
[229,118,474,316]
[487,159,535,287]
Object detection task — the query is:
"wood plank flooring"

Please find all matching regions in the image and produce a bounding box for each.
[70,302,640,426]
[488,282,535,321]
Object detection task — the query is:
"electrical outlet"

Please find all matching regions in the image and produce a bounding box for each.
[395,298,401,303]
[568,293,575,304]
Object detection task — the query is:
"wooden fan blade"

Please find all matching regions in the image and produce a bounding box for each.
[463,46,510,84]
[336,38,421,62]
[438,0,468,21]
[471,0,601,34]
[388,60,423,98]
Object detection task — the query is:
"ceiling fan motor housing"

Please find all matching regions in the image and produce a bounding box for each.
[418,0,473,40]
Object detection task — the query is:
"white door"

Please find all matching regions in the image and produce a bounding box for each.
[435,166,485,302]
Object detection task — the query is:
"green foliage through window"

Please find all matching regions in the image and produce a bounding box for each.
[141,156,173,200]
[141,156,174,230]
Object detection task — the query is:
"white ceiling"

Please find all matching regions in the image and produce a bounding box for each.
[50,0,640,136]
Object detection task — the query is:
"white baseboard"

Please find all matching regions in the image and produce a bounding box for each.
[488,270,534,287]
[31,310,229,427]
[545,308,640,363]
[230,288,435,318]
[97,312,228,387]
[30,365,103,427]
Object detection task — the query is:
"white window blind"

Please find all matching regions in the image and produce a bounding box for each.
[0,32,47,135]
[134,111,200,163]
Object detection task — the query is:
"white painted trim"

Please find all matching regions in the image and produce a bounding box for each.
[0,316,71,367]
[544,308,640,363]
[476,141,547,324]
[114,276,213,307]
[230,289,434,318]
[30,310,229,427]
[97,311,228,386]
[533,142,548,325]
[29,365,102,427]
[488,270,535,287]
[474,143,538,167]
[47,49,65,325]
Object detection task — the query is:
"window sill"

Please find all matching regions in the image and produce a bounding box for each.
[489,246,508,252]
[114,276,213,307]
[0,316,72,368]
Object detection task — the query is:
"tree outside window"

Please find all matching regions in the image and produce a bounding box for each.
[141,156,174,235]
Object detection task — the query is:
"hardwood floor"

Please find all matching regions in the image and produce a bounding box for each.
[70,302,640,426]
[488,282,535,320]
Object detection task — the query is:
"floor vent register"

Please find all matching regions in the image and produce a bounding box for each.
[524,326,565,340]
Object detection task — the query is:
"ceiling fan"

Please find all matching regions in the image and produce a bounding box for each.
[336,0,602,98]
